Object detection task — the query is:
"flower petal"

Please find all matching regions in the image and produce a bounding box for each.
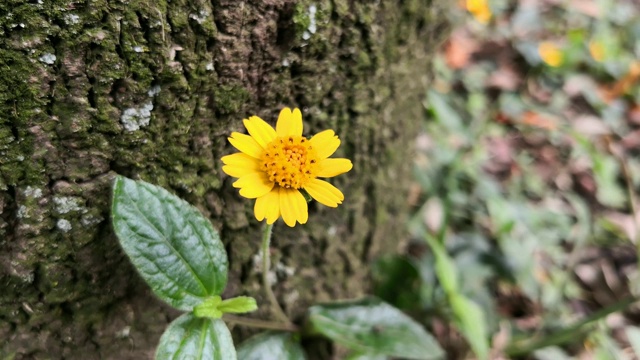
[223,165,257,178]
[243,116,277,148]
[309,130,341,159]
[222,153,259,167]
[233,172,274,199]
[317,158,353,178]
[276,107,303,137]
[304,179,344,208]
[228,132,264,159]
[279,187,308,227]
[254,188,280,224]
[221,153,261,178]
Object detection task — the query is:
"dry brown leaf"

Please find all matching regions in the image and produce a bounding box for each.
[628,104,640,126]
[521,111,558,130]
[600,61,640,102]
[444,29,479,69]
[621,130,640,150]
[570,0,601,17]
[573,115,610,136]
[488,64,522,90]
[603,211,639,242]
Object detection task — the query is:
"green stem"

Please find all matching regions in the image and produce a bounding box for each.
[261,223,292,325]
[223,314,298,332]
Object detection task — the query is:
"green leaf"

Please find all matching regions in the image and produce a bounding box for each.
[450,295,490,360]
[345,353,387,360]
[425,90,464,132]
[218,296,258,314]
[308,297,444,360]
[194,296,258,319]
[193,296,223,319]
[112,176,228,311]
[424,233,459,295]
[237,332,306,360]
[156,313,236,360]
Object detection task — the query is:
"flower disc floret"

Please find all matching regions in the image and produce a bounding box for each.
[222,107,353,227]
[261,135,320,189]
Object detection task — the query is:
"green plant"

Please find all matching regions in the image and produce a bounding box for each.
[111,175,445,359]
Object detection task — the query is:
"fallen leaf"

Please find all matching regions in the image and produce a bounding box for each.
[488,63,522,90]
[600,61,640,102]
[628,104,640,126]
[570,0,600,17]
[621,130,640,150]
[572,115,610,136]
[444,29,479,69]
[603,211,639,242]
[521,111,558,130]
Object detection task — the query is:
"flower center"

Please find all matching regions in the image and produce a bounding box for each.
[260,135,320,189]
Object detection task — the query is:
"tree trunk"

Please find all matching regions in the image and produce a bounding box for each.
[0,0,447,358]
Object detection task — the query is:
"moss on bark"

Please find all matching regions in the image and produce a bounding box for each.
[0,0,448,358]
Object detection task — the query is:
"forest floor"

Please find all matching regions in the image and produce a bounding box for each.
[373,0,640,358]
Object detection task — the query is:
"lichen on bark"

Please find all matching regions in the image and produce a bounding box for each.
[0,0,448,358]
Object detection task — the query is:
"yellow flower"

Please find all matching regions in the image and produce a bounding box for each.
[588,40,605,62]
[538,42,563,67]
[221,108,353,227]
[466,0,492,24]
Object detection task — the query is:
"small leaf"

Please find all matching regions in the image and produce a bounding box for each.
[193,296,223,319]
[218,296,258,314]
[308,297,444,360]
[112,176,228,311]
[237,332,306,360]
[194,296,258,319]
[450,295,490,360]
[156,313,236,360]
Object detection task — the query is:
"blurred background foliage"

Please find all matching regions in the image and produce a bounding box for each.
[372,0,640,358]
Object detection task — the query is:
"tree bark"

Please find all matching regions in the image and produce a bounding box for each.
[0,0,447,358]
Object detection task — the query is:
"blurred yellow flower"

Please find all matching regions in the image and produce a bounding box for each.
[538,42,563,67]
[222,108,353,227]
[588,40,605,62]
[466,0,492,24]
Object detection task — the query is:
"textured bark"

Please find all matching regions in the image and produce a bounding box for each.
[0,0,447,358]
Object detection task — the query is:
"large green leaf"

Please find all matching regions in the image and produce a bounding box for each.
[156,313,236,360]
[112,176,228,311]
[308,297,444,360]
[237,332,306,360]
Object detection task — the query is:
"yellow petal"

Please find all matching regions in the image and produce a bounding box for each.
[222,153,259,167]
[243,116,276,148]
[222,153,261,177]
[233,172,274,199]
[317,158,353,178]
[279,187,308,227]
[309,130,341,159]
[304,179,344,208]
[276,107,303,137]
[223,165,257,178]
[228,132,264,158]
[254,189,280,223]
